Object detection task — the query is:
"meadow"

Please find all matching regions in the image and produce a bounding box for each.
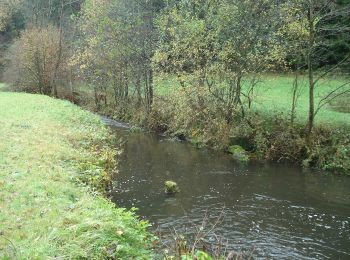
[155,74,350,129]
[0,90,153,259]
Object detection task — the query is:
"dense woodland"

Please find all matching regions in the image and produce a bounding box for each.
[0,0,350,173]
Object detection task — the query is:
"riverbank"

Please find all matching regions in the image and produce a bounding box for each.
[0,91,153,258]
[74,74,350,175]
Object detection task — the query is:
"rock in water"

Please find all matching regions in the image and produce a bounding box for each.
[228,145,249,163]
[164,181,180,195]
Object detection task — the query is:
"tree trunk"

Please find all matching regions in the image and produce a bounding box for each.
[306,2,315,141]
[136,74,142,106]
[291,73,298,126]
[52,0,64,98]
[234,76,242,107]
[124,77,129,100]
[149,69,154,106]
[53,85,58,98]
[145,69,153,113]
[234,75,245,118]
[226,80,235,124]
[94,86,99,109]
[113,78,119,107]
[103,85,107,106]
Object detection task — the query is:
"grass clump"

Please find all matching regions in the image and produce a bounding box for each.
[0,91,154,259]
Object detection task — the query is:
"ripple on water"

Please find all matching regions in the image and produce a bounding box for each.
[108,126,350,259]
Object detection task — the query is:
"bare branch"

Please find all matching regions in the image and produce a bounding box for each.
[315,82,350,116]
[314,54,350,85]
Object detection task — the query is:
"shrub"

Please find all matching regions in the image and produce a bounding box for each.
[3,25,68,95]
[312,128,350,174]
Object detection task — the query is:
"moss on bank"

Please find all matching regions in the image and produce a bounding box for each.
[0,91,153,259]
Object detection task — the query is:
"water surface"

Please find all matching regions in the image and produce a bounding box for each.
[107,122,350,259]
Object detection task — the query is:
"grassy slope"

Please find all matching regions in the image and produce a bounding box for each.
[0,90,152,259]
[252,74,350,128]
[155,74,350,128]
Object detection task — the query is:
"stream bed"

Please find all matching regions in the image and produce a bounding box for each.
[105,119,350,259]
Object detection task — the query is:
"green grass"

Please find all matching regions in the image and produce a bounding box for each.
[251,74,350,128]
[0,91,153,259]
[154,74,350,128]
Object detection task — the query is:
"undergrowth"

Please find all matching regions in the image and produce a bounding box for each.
[77,79,350,175]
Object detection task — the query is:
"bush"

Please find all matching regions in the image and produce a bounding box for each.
[156,88,231,149]
[312,128,350,174]
[3,25,69,95]
[71,76,350,175]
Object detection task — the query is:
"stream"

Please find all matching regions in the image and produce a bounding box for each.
[104,118,350,259]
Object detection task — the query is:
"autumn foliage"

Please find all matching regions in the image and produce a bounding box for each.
[4,25,67,95]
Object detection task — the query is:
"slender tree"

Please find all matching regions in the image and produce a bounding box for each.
[72,0,162,111]
[154,0,285,123]
[282,0,350,140]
